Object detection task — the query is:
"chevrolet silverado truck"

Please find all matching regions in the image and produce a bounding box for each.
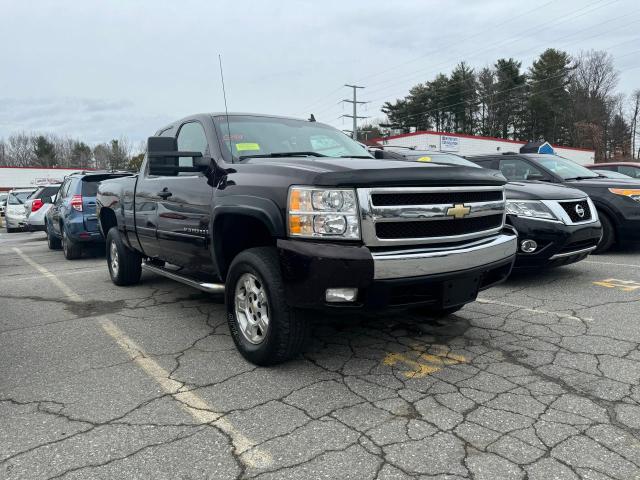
[96,113,517,365]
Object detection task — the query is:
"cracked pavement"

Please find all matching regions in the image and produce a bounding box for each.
[1,231,640,479]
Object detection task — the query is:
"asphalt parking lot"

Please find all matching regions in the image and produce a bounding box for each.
[1,231,640,480]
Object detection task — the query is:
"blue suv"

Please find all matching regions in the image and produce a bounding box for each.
[46,172,130,259]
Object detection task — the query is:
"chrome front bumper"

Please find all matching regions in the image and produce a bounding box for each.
[371,232,517,280]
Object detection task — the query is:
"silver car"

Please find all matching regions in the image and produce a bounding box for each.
[24,184,60,232]
[5,189,36,232]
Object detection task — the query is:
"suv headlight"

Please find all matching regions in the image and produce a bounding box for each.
[288,186,360,239]
[609,188,640,203]
[505,200,558,221]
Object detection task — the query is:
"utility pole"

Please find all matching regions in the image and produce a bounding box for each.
[341,84,368,140]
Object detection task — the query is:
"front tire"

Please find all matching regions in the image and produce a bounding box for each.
[593,211,615,254]
[62,228,82,260]
[226,247,309,366]
[106,227,142,286]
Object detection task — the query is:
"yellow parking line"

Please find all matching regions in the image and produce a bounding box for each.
[12,247,271,469]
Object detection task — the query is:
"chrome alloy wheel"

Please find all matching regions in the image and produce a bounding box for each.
[109,240,119,278]
[234,273,269,345]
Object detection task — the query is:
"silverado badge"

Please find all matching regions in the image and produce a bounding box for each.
[446,203,471,219]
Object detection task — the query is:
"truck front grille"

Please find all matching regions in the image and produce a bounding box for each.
[357,186,506,246]
[371,190,503,206]
[375,214,504,239]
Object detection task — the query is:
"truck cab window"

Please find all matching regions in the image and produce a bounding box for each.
[177,122,209,175]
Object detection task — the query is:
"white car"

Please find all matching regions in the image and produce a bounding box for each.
[5,188,36,232]
[0,192,7,218]
[24,184,60,232]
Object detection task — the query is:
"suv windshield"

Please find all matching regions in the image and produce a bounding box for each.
[529,154,599,180]
[213,115,372,162]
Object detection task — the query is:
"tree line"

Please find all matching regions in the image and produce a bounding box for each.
[0,133,145,171]
[374,49,640,161]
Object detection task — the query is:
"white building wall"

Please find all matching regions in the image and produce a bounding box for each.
[378,132,595,165]
[0,167,84,190]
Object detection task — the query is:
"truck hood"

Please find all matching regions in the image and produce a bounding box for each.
[505,181,588,200]
[240,156,507,187]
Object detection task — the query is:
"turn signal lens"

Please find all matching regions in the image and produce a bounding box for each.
[609,188,640,203]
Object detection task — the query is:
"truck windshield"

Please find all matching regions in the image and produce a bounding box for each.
[529,154,599,180]
[213,115,372,162]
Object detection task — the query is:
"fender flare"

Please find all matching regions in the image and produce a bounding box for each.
[211,195,285,238]
[211,196,284,278]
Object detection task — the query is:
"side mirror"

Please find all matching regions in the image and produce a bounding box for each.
[147,136,209,176]
[526,173,546,181]
[373,149,385,159]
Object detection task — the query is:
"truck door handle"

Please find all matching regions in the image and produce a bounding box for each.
[157,189,172,199]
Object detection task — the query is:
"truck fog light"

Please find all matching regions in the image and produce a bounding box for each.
[520,239,538,253]
[325,288,358,303]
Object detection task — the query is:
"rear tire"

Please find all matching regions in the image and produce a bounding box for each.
[593,211,615,254]
[47,227,62,250]
[62,228,82,260]
[225,247,309,366]
[106,227,141,286]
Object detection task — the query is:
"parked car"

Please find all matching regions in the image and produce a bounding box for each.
[24,184,61,232]
[46,172,130,259]
[0,192,7,218]
[4,188,36,232]
[371,147,602,268]
[584,162,640,179]
[468,153,640,253]
[590,169,633,179]
[97,113,518,365]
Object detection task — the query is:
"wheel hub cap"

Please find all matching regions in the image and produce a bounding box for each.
[234,273,269,345]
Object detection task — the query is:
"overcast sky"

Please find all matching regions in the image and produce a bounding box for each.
[1,0,638,145]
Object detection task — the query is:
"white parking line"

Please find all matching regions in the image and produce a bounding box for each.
[13,247,81,301]
[12,247,271,469]
[583,260,640,269]
[0,267,105,283]
[476,297,593,322]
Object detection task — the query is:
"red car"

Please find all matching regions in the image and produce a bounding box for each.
[584,162,640,179]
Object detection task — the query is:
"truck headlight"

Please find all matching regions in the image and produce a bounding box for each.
[288,187,360,239]
[506,200,558,221]
[609,188,640,203]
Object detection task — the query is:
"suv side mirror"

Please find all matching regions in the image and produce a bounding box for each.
[526,173,547,181]
[147,136,209,176]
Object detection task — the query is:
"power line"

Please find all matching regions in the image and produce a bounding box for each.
[302,0,623,123]
[340,85,368,140]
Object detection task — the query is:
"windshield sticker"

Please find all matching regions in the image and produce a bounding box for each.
[224,134,244,141]
[417,156,432,162]
[235,143,261,151]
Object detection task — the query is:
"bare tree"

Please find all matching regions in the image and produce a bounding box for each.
[6,133,35,167]
[631,89,640,159]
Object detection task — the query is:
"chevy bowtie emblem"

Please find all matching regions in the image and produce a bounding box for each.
[446,203,471,219]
